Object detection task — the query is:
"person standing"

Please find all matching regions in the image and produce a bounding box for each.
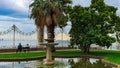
[16,43,22,52]
[26,44,30,51]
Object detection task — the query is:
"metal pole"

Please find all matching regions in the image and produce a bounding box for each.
[61,28,63,47]
[13,24,15,47]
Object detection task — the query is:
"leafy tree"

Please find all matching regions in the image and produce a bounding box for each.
[30,0,72,52]
[67,0,117,54]
[112,15,120,43]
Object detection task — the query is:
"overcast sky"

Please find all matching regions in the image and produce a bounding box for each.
[0,0,120,33]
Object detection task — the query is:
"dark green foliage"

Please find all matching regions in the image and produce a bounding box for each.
[58,15,68,29]
[67,0,119,54]
[30,0,72,18]
[57,0,72,29]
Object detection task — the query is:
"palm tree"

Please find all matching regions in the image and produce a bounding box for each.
[30,0,72,51]
[29,0,46,47]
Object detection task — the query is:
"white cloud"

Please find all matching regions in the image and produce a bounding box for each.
[0,0,31,13]
[0,15,35,32]
[0,0,119,15]
[0,15,26,21]
[0,0,120,33]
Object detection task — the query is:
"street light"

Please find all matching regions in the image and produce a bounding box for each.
[11,24,18,47]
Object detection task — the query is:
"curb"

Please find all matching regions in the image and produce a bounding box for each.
[101,59,120,68]
[0,55,119,68]
[0,56,45,62]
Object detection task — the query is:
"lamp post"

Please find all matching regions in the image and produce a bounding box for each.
[12,24,17,47]
[61,28,64,47]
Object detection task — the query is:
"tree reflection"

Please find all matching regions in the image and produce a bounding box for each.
[68,58,112,68]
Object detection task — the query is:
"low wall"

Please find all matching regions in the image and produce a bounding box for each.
[0,47,76,53]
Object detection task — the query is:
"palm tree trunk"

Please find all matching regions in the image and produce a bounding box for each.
[47,24,55,52]
[37,26,44,47]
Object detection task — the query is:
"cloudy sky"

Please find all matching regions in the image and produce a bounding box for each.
[0,0,120,33]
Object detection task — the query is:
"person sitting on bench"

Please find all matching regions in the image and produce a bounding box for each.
[22,44,30,52]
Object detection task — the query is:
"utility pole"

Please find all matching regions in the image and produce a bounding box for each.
[12,24,16,47]
[61,28,64,47]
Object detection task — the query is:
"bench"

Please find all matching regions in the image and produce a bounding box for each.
[22,47,30,52]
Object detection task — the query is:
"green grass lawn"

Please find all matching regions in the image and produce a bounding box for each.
[0,50,120,64]
[0,51,45,58]
[90,50,120,64]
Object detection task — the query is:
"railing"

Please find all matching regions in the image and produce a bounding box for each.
[0,24,70,48]
[0,24,37,48]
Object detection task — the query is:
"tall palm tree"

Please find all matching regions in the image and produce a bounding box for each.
[30,0,72,51]
[29,0,46,47]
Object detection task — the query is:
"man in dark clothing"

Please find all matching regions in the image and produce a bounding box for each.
[16,43,22,52]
